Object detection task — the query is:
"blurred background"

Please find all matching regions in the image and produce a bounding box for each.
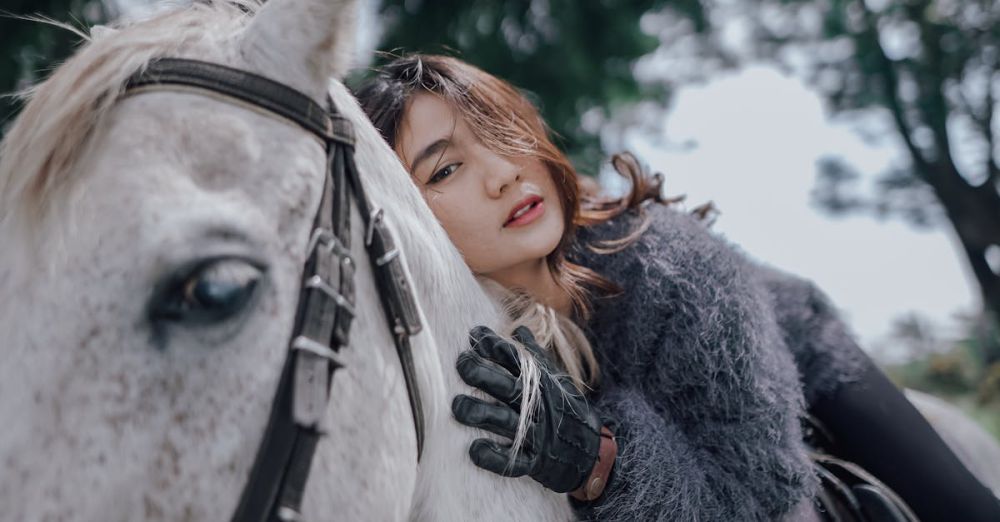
[2,0,998,438]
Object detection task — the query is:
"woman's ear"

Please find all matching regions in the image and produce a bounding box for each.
[240,0,359,101]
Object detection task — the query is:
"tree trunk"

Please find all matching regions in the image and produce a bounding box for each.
[928,164,1000,364]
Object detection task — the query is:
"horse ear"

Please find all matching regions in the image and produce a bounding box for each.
[240,0,359,100]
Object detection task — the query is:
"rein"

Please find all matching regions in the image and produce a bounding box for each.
[124,58,425,522]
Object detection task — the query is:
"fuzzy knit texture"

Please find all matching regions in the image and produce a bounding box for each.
[754,264,869,406]
[567,204,866,521]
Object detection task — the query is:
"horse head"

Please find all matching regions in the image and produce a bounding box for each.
[0,1,409,519]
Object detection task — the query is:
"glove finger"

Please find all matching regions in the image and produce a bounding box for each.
[470,330,522,376]
[468,438,533,478]
[456,350,523,405]
[469,325,502,348]
[512,326,550,369]
[451,394,520,440]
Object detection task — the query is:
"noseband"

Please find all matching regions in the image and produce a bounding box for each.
[125,58,425,522]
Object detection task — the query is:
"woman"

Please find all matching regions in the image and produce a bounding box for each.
[354,54,1000,521]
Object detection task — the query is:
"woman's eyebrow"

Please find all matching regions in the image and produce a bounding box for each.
[410,138,451,173]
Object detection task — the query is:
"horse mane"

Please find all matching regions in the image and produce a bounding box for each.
[0,1,260,229]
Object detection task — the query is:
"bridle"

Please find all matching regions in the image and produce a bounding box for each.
[124,58,426,522]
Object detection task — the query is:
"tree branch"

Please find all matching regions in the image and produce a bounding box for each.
[986,69,999,186]
[856,1,932,180]
[907,1,962,180]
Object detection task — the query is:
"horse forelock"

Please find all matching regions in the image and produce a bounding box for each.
[0,1,262,234]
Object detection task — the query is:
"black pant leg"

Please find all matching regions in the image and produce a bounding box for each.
[810,353,1000,522]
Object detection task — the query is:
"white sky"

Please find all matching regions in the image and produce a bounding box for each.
[617,65,978,357]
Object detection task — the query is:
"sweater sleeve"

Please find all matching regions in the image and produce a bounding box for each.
[754,266,868,404]
[573,207,817,521]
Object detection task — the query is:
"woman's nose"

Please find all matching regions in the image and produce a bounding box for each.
[485,160,521,198]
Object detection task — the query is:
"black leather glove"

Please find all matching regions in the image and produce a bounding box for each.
[451,325,602,493]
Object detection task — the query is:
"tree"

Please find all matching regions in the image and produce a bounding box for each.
[0,0,112,136]
[725,0,1000,362]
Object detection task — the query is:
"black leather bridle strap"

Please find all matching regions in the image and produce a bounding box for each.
[126,58,332,140]
[341,142,425,455]
[123,58,425,522]
[228,117,348,522]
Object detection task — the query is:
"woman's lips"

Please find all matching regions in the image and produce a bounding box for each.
[504,196,545,228]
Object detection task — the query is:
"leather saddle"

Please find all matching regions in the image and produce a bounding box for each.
[804,415,920,522]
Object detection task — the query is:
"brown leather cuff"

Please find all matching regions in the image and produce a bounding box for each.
[569,427,617,502]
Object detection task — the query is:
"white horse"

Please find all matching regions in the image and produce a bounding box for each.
[906,390,1000,498]
[0,0,568,520]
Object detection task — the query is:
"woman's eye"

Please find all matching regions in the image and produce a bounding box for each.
[150,257,264,325]
[428,162,461,184]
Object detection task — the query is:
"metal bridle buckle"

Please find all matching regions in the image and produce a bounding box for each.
[306,227,349,258]
[276,505,302,522]
[375,248,400,267]
[365,208,383,247]
[304,274,356,318]
[291,335,344,368]
[306,227,334,255]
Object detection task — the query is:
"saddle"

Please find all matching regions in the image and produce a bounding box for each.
[804,415,920,522]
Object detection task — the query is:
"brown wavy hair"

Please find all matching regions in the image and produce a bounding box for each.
[354,54,707,387]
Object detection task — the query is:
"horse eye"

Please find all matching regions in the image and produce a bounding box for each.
[151,257,264,325]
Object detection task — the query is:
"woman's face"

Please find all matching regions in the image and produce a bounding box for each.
[395,93,565,281]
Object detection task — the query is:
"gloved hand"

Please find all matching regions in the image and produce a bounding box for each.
[451,325,602,493]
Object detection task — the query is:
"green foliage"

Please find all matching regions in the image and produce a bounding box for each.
[365,0,713,171]
[886,349,976,396]
[979,362,1000,404]
[886,351,1000,439]
[884,312,1000,439]
[0,0,111,136]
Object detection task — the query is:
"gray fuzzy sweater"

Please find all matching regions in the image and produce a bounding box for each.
[568,204,865,521]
